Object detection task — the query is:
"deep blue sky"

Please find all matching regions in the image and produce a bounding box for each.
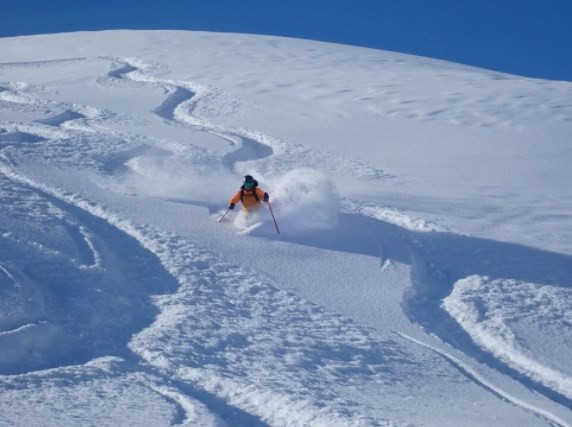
[3,0,572,81]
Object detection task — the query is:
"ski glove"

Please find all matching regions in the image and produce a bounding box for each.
[263,192,269,202]
[229,203,235,210]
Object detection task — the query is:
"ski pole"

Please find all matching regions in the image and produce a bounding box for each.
[267,201,280,235]
[217,208,231,223]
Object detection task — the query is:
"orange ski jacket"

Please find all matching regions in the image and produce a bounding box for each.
[230,187,267,211]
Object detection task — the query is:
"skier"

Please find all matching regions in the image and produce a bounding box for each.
[228,175,269,212]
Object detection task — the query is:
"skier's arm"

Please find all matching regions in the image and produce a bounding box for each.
[256,188,269,202]
[229,191,242,205]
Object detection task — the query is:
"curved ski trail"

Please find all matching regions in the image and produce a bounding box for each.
[2,52,570,425]
[105,57,279,174]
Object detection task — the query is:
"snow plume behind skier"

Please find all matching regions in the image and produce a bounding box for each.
[262,169,339,233]
[226,169,338,233]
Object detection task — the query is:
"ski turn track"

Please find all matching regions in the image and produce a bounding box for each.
[104,56,388,180]
[104,57,281,174]
[1,51,570,425]
[0,147,407,425]
[397,333,571,427]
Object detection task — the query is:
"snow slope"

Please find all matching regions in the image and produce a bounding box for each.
[0,30,571,426]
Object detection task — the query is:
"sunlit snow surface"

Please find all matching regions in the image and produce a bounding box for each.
[0,31,571,426]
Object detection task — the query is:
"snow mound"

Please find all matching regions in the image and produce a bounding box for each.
[343,199,446,233]
[443,275,572,401]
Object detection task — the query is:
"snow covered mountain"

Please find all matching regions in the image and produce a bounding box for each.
[0,30,571,426]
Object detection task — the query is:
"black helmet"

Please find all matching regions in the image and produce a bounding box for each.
[243,175,258,188]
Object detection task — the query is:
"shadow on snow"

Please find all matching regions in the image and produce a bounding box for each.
[268,212,572,407]
[0,186,178,375]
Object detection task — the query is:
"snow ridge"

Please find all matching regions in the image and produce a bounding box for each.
[443,275,572,401]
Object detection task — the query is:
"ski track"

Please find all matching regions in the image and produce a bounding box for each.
[0,130,47,146]
[0,156,180,374]
[0,58,407,420]
[403,231,572,410]
[0,321,47,337]
[104,56,388,180]
[145,381,229,427]
[35,110,87,127]
[351,200,572,411]
[104,56,280,174]
[397,333,571,427]
[0,58,88,69]
[0,263,20,286]
[1,54,571,424]
[0,59,390,421]
[0,148,406,426]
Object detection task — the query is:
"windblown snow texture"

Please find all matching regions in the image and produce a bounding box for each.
[0,31,571,426]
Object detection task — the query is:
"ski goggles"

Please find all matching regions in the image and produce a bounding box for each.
[244,182,254,188]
